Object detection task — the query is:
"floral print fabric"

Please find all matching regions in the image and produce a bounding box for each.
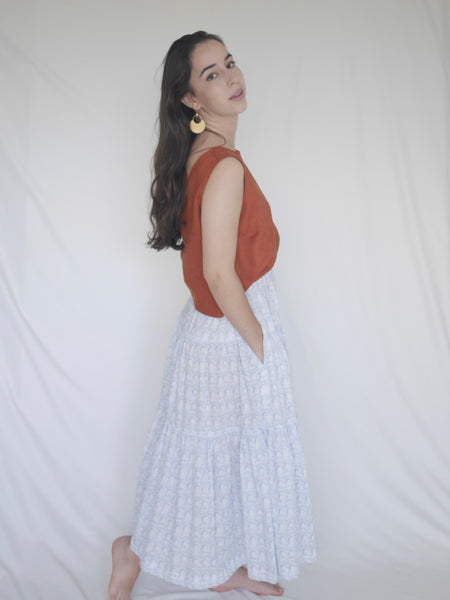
[130,270,316,589]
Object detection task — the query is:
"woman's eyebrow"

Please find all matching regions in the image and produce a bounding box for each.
[199,53,233,77]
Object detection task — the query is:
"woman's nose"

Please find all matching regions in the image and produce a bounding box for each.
[226,70,238,85]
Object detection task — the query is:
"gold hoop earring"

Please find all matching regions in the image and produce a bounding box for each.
[190,112,206,134]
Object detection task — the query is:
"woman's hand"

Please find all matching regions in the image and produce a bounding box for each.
[254,325,264,364]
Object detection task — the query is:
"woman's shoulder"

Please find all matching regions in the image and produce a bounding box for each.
[186,145,243,178]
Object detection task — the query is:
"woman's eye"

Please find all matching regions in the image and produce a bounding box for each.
[206,62,236,80]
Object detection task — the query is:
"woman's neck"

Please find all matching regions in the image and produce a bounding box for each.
[195,114,238,150]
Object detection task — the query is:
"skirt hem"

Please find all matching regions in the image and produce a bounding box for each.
[131,552,318,590]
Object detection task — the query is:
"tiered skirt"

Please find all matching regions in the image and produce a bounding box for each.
[130,269,316,589]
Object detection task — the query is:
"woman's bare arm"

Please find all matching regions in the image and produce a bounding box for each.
[201,156,264,363]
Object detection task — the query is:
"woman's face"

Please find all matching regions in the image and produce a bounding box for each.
[183,40,247,119]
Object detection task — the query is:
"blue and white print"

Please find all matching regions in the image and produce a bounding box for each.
[130,270,316,589]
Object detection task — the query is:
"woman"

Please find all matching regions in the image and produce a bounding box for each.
[109,31,316,599]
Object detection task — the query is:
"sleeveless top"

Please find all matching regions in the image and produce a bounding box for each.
[180,146,280,318]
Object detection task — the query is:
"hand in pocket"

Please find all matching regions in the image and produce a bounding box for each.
[256,326,265,364]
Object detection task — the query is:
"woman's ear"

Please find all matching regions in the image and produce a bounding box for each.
[181,93,199,111]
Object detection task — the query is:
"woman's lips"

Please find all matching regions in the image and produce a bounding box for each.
[229,89,244,100]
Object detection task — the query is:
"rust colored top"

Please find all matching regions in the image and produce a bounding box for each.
[180,146,280,317]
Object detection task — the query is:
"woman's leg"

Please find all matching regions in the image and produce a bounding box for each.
[209,566,284,595]
[108,536,140,600]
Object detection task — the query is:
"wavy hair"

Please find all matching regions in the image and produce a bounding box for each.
[147,31,224,250]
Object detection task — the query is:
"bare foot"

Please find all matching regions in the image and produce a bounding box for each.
[209,565,284,595]
[108,535,141,600]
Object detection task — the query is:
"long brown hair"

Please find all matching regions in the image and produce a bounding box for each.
[147,31,224,251]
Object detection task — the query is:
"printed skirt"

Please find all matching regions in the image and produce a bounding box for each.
[130,269,316,589]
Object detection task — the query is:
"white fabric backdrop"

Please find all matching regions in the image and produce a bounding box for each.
[1,1,449,599]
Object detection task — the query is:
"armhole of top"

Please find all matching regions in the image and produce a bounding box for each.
[201,154,245,199]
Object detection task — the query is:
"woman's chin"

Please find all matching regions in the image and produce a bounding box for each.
[237,101,248,114]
